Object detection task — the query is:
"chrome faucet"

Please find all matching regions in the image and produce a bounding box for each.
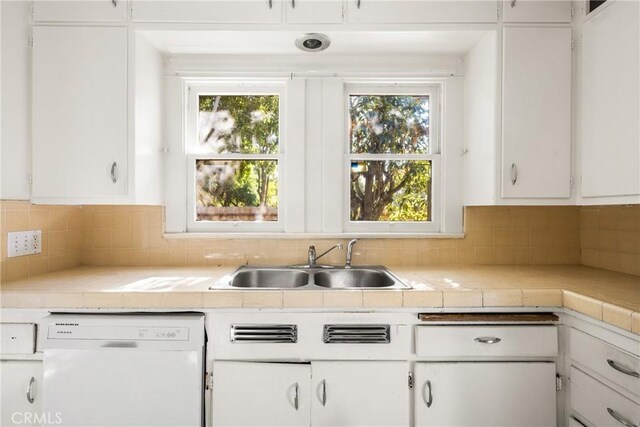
[345,239,359,268]
[308,243,343,267]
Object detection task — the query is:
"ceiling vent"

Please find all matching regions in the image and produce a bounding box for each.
[295,33,331,52]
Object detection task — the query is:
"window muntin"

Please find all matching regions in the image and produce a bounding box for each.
[187,86,284,232]
[345,86,440,231]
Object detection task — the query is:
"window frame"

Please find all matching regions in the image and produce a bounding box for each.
[342,83,442,233]
[185,83,286,233]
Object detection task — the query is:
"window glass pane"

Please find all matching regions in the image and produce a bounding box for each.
[350,160,432,222]
[198,95,279,154]
[196,159,278,222]
[349,95,430,154]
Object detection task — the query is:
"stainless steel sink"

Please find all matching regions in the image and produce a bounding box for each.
[211,266,409,290]
[228,268,309,289]
[314,269,398,288]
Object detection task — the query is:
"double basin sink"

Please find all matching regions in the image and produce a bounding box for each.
[211,266,409,290]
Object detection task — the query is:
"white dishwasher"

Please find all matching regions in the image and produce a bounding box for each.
[41,314,205,427]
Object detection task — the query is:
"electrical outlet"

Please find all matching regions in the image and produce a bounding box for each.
[7,230,42,258]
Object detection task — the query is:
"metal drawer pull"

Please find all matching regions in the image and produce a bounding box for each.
[26,377,35,404]
[607,359,640,378]
[110,161,118,183]
[357,0,361,8]
[293,382,299,410]
[291,0,295,8]
[320,379,326,406]
[511,163,518,185]
[607,408,638,427]
[423,380,433,407]
[474,336,501,344]
[570,416,588,427]
[268,0,273,9]
[112,0,117,6]
[510,0,516,7]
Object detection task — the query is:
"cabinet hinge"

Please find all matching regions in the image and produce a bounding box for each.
[28,175,33,189]
[30,4,35,18]
[570,176,574,189]
[571,3,575,18]
[571,39,575,50]
[556,374,563,391]
[28,36,34,48]
[408,371,414,389]
[497,6,500,19]
[205,371,213,390]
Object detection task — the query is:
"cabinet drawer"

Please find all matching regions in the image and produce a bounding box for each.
[415,325,558,358]
[571,328,640,398]
[571,367,639,426]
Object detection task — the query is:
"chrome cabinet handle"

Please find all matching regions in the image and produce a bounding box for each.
[268,0,273,9]
[357,0,361,8]
[26,377,35,404]
[511,163,518,185]
[110,161,118,183]
[607,359,640,378]
[291,0,295,8]
[607,408,638,427]
[474,336,502,344]
[570,416,588,427]
[320,379,326,406]
[510,0,516,7]
[293,383,299,410]
[423,380,433,407]
[112,0,117,6]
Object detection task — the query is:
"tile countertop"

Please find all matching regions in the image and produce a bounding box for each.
[1,265,639,335]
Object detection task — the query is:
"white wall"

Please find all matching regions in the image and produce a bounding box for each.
[463,31,497,206]
[134,33,164,204]
[1,1,31,200]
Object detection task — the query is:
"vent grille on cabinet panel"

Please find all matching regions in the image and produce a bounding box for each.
[230,324,298,343]
[323,324,391,344]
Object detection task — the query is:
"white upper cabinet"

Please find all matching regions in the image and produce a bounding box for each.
[346,0,497,23]
[502,0,572,23]
[32,26,128,200]
[501,27,572,198]
[32,0,127,22]
[132,0,282,23]
[286,0,344,24]
[580,0,640,200]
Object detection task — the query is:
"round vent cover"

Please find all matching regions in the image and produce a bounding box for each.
[295,33,331,52]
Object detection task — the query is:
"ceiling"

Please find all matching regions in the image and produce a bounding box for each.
[139,30,489,56]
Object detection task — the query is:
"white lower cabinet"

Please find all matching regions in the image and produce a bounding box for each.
[414,362,557,427]
[211,360,409,427]
[0,361,44,427]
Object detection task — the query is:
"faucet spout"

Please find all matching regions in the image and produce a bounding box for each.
[345,239,359,268]
[308,243,343,267]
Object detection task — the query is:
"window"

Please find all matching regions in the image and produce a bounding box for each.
[186,85,285,232]
[344,85,440,232]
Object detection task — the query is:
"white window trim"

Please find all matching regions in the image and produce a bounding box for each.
[342,83,443,233]
[185,82,287,233]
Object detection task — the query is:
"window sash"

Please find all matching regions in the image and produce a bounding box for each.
[343,83,442,233]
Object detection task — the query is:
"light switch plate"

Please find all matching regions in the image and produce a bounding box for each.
[7,230,42,257]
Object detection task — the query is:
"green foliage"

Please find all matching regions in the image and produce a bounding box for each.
[349,95,432,222]
[197,95,279,213]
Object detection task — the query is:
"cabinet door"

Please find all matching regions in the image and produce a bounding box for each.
[502,0,572,23]
[286,0,344,24]
[32,0,127,22]
[502,27,572,198]
[211,361,311,427]
[32,26,128,200]
[0,361,44,427]
[581,0,640,198]
[311,361,409,427]
[132,0,282,23]
[415,362,557,427]
[347,0,497,24]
